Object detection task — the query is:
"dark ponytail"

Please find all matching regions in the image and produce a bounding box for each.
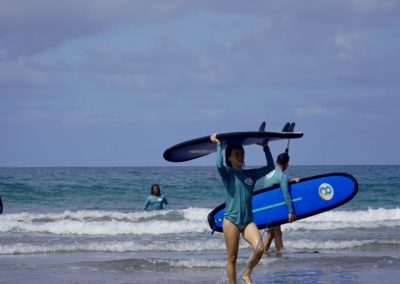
[276,152,290,166]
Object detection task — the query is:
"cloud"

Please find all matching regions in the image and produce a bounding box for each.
[0,59,61,92]
[1,1,399,166]
[1,0,399,94]
[293,104,331,118]
[0,0,190,59]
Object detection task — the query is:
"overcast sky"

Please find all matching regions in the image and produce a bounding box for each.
[0,0,399,167]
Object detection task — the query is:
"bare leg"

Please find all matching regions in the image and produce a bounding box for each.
[273,226,284,254]
[222,219,240,284]
[264,229,274,253]
[241,222,265,284]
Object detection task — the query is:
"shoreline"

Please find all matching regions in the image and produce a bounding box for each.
[0,250,399,284]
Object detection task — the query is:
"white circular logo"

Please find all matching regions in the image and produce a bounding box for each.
[319,183,334,200]
[244,178,254,186]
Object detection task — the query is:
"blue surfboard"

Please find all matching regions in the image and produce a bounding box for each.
[208,173,358,232]
[164,131,303,162]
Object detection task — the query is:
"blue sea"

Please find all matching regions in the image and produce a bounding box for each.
[0,166,399,283]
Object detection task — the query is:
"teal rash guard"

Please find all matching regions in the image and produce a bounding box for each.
[263,168,294,214]
[143,195,168,210]
[215,143,274,227]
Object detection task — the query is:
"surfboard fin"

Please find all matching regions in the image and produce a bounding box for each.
[282,122,290,132]
[287,122,295,132]
[258,121,266,132]
[284,122,296,153]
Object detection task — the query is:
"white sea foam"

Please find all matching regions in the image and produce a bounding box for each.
[0,238,227,255]
[1,238,399,256]
[286,239,400,250]
[0,208,210,235]
[147,258,227,268]
[182,207,212,222]
[284,207,400,231]
[1,207,399,235]
[0,209,172,222]
[152,257,277,268]
[0,219,210,235]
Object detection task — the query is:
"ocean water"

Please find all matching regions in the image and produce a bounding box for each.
[0,165,399,283]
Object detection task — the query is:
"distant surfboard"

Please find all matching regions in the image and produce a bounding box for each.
[163,131,303,162]
[208,173,358,232]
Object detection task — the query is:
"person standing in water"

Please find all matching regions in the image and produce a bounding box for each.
[263,152,298,254]
[211,133,274,284]
[143,184,168,210]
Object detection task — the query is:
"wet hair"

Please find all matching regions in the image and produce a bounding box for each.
[276,152,290,166]
[151,184,161,196]
[225,144,244,168]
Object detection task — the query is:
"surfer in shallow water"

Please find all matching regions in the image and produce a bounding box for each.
[143,184,168,210]
[211,133,274,284]
[263,152,298,255]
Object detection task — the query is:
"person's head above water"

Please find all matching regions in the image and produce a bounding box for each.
[276,152,290,170]
[151,184,161,196]
[225,144,245,169]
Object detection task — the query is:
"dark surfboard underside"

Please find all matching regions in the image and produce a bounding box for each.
[164,131,303,162]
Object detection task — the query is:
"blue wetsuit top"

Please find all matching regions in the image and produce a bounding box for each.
[263,168,294,213]
[216,143,274,227]
[143,195,168,210]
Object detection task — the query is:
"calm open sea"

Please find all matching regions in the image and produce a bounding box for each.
[0,165,399,283]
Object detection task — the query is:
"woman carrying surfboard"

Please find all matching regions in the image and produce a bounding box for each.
[210,133,274,284]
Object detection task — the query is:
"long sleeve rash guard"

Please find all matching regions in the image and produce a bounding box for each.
[143,195,168,210]
[216,143,274,226]
[263,168,294,214]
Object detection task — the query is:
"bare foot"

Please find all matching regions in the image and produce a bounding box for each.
[241,274,254,284]
[276,248,285,257]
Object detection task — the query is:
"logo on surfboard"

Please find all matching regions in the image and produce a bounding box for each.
[318,183,334,200]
